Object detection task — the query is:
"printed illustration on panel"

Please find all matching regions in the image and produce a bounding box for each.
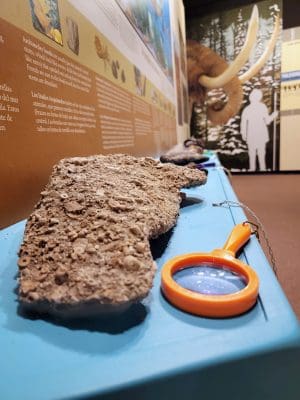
[116,0,173,83]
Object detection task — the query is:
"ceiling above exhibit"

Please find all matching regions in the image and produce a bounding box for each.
[183,0,300,29]
[183,0,260,18]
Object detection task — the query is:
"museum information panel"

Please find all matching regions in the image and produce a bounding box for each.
[0,0,184,227]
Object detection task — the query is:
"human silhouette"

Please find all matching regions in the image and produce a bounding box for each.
[241,89,278,171]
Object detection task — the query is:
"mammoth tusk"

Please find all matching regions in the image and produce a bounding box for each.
[239,15,280,83]
[199,5,259,89]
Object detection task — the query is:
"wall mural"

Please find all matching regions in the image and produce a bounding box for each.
[187,0,282,171]
[116,0,173,83]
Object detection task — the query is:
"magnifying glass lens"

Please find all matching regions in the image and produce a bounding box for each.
[173,263,247,295]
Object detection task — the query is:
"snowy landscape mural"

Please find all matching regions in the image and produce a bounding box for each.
[187,0,282,171]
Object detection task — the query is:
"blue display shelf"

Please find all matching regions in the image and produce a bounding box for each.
[0,157,299,400]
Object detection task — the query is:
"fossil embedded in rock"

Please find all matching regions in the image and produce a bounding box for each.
[18,154,206,317]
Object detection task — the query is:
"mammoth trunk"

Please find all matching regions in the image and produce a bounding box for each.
[187,41,244,126]
[207,78,243,126]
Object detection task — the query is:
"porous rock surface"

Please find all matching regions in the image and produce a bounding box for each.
[18,154,206,317]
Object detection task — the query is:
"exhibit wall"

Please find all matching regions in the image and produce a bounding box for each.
[171,0,190,143]
[0,0,188,228]
[187,0,282,172]
[280,26,300,170]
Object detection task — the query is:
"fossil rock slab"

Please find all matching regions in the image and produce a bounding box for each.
[160,138,206,166]
[18,154,206,317]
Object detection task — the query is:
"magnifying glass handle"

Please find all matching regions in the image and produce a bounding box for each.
[221,223,251,256]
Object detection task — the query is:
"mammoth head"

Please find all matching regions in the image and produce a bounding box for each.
[187,6,280,125]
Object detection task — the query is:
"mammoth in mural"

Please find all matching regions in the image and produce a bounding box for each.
[187,5,280,126]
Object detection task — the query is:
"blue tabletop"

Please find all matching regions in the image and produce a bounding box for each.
[0,157,299,399]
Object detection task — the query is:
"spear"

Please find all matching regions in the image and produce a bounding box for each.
[272,90,277,170]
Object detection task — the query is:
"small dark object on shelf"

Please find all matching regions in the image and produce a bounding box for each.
[160,137,208,166]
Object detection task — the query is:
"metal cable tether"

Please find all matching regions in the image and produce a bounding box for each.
[212,200,277,276]
[216,166,232,181]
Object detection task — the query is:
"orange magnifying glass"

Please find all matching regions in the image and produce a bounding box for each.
[161,222,259,318]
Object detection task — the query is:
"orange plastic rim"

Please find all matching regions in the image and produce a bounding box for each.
[161,252,259,318]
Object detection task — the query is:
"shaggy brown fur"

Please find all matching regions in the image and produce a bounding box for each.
[187,40,244,125]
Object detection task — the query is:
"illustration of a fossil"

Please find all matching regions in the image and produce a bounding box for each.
[66,16,79,55]
[134,66,146,96]
[121,70,126,83]
[111,61,118,79]
[94,35,127,84]
[94,34,110,69]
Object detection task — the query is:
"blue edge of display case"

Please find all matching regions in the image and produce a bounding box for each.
[0,154,299,400]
